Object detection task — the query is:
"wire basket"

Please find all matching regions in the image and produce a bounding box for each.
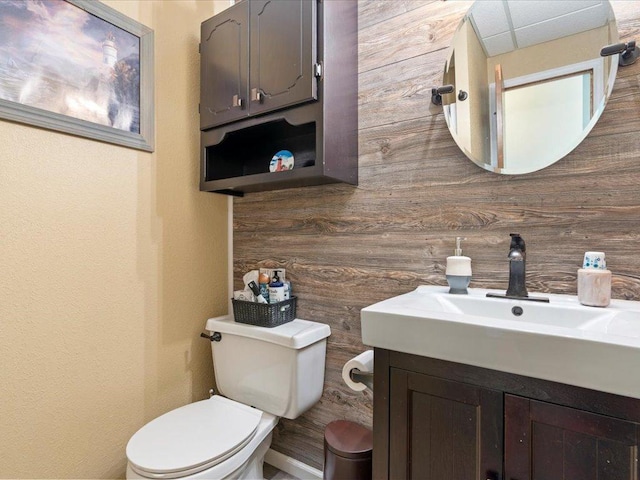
[232,297,296,328]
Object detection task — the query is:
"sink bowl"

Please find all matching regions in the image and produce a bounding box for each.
[361,286,640,399]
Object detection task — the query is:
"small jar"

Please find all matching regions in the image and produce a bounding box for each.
[577,251,611,307]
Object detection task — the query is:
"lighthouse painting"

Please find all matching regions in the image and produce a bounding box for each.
[0,0,147,139]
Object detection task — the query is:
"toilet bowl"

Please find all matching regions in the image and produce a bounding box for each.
[127,396,277,479]
[126,317,330,480]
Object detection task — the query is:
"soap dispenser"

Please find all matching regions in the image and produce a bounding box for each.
[446,237,472,294]
[577,251,611,307]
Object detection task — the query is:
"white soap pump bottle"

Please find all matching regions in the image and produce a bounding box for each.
[446,237,472,294]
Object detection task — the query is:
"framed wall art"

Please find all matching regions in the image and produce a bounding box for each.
[0,0,154,151]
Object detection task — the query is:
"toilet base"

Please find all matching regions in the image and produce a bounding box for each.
[231,431,271,480]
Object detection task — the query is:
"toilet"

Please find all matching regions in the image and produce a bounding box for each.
[126,315,331,479]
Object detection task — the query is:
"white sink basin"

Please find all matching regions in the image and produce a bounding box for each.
[361,285,640,399]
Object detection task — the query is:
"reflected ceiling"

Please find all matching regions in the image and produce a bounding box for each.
[469,1,611,56]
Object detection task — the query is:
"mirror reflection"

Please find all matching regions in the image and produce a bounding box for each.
[443,1,618,174]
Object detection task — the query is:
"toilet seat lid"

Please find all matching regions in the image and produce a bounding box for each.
[126,395,262,477]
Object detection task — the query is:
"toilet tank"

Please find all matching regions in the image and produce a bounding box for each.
[205,316,331,419]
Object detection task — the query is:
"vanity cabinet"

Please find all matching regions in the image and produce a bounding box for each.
[199,0,357,195]
[374,349,640,480]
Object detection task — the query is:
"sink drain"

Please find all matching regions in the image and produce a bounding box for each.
[512,306,524,316]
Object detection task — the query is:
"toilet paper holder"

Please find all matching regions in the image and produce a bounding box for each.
[349,368,373,391]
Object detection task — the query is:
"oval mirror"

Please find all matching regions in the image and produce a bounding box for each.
[442,0,619,174]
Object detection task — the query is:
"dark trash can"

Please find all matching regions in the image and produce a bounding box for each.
[323,420,373,480]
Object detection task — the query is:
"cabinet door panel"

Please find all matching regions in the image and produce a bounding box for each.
[390,368,502,480]
[531,424,599,479]
[200,2,249,129]
[249,0,317,116]
[505,394,640,480]
[411,391,479,479]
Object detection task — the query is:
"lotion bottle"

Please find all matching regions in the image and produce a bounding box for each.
[446,237,472,294]
[268,270,285,304]
[577,251,611,307]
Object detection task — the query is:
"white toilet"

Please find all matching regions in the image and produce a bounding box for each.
[126,315,331,479]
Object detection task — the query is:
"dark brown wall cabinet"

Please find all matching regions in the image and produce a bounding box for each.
[374,349,640,480]
[199,0,357,195]
[200,0,317,130]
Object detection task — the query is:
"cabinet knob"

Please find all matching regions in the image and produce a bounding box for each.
[251,88,264,102]
[232,94,243,108]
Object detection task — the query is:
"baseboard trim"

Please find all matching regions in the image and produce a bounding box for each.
[264,449,323,480]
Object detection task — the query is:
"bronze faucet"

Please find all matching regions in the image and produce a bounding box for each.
[506,233,528,297]
[487,233,549,303]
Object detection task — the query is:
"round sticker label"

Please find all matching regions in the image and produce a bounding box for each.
[269,150,294,172]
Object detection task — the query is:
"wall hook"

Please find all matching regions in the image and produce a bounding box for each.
[600,40,639,66]
[458,90,468,101]
[431,85,454,105]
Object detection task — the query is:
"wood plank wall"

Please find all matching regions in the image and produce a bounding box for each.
[233,0,640,470]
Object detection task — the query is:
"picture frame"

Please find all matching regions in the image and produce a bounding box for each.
[0,0,154,152]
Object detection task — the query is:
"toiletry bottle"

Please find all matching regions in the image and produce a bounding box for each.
[577,251,611,307]
[268,270,285,303]
[446,237,472,294]
[258,271,270,303]
[270,270,282,287]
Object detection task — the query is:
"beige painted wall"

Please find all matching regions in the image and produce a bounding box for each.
[487,26,612,83]
[0,1,229,478]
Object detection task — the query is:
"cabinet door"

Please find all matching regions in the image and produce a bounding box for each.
[249,0,317,116]
[200,2,249,130]
[389,368,503,480]
[505,394,640,480]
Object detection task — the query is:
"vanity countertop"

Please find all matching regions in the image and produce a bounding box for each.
[361,286,640,399]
